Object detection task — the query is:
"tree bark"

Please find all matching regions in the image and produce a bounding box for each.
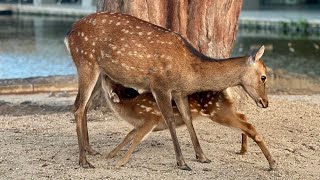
[96,0,242,58]
[92,0,243,107]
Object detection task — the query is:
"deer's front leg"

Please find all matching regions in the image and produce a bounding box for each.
[173,93,210,163]
[152,89,191,171]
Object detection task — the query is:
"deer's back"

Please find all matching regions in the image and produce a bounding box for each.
[67,12,195,89]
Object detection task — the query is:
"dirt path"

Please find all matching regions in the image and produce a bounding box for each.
[0,93,319,179]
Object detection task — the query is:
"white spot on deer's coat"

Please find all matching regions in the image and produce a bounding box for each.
[102,19,106,23]
[109,20,113,24]
[208,101,212,105]
[204,104,208,107]
[89,54,93,58]
[210,111,216,116]
[92,19,96,25]
[81,32,84,37]
[116,22,121,26]
[84,36,88,41]
[190,109,198,112]
[216,102,221,108]
[146,54,151,58]
[160,54,165,58]
[116,51,121,54]
[138,32,143,36]
[147,32,152,35]
[120,38,125,41]
[166,56,173,60]
[136,26,141,29]
[112,46,117,50]
[75,47,79,53]
[126,20,130,23]
[145,107,152,112]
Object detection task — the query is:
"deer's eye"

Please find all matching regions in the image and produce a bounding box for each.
[261,75,267,83]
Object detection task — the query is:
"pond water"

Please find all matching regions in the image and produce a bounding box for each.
[0,14,320,80]
[0,15,78,79]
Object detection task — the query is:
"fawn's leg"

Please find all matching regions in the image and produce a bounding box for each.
[173,93,210,163]
[237,113,248,155]
[74,65,100,168]
[105,129,137,159]
[152,89,191,171]
[229,117,276,170]
[116,121,156,167]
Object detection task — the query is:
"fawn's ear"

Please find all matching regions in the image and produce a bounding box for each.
[255,45,265,62]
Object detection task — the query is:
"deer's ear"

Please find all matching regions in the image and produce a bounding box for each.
[254,45,265,62]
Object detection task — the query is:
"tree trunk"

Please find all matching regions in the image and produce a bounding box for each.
[92,0,243,107]
[96,0,242,58]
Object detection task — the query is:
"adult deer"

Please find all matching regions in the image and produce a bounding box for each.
[65,12,270,170]
[101,77,275,169]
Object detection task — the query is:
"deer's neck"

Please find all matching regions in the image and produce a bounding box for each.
[189,55,247,92]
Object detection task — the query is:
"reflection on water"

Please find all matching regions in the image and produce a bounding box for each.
[0,15,319,84]
[0,15,78,79]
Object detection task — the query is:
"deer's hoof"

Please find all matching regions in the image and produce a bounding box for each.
[180,164,192,171]
[79,160,95,169]
[105,152,116,159]
[177,162,192,171]
[268,160,277,171]
[115,159,128,168]
[196,155,211,163]
[237,149,247,155]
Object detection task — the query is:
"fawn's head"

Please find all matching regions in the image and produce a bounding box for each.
[241,46,268,108]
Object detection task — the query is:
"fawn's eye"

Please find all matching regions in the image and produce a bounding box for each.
[261,75,267,83]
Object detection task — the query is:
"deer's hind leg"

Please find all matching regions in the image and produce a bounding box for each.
[74,64,100,168]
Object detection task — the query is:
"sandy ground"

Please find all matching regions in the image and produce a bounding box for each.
[0,93,319,179]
